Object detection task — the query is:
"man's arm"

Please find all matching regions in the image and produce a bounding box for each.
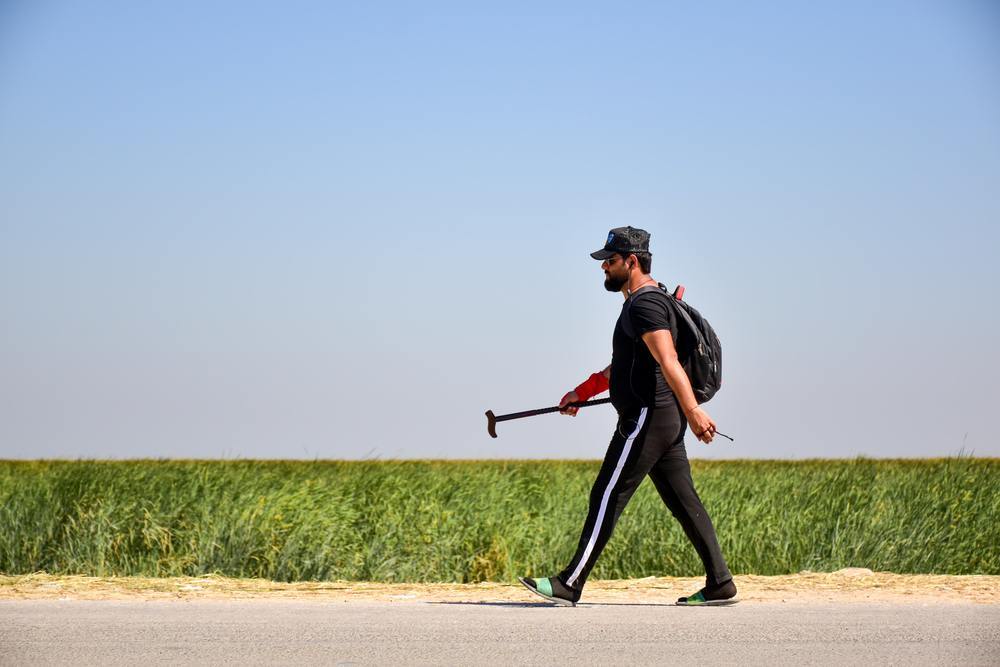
[640,329,717,443]
[559,364,611,416]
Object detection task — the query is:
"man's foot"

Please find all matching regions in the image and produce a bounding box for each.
[518,576,580,606]
[676,578,738,606]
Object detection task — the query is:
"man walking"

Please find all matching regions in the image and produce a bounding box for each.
[519,226,737,607]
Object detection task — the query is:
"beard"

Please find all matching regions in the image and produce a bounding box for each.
[604,273,627,292]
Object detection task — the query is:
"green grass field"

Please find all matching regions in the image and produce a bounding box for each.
[1,458,997,582]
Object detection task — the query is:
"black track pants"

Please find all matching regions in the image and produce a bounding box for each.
[557,405,732,592]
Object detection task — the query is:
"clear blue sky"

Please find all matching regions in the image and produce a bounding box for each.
[2,1,998,459]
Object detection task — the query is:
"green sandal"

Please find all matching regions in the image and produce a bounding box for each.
[518,576,579,607]
[676,580,739,606]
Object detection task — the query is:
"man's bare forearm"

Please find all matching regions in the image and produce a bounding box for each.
[660,358,699,416]
[639,330,699,415]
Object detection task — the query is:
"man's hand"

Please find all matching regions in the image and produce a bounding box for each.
[562,367,611,416]
[686,406,717,444]
[559,391,581,416]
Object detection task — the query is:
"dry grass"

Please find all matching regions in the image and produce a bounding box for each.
[3,570,998,604]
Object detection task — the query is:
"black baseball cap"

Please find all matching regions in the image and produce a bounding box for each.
[590,226,650,260]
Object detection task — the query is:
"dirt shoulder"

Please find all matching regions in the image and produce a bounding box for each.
[2,569,997,604]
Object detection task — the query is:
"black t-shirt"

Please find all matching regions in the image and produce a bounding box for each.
[609,286,679,413]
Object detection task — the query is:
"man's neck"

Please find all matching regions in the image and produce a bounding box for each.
[622,273,656,298]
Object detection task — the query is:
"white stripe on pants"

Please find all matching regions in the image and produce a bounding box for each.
[565,407,648,586]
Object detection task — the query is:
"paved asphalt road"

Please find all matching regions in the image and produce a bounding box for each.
[2,600,998,665]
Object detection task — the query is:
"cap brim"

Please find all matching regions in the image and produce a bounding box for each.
[590,248,616,260]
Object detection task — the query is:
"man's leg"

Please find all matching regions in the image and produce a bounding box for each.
[555,407,663,595]
[648,440,733,588]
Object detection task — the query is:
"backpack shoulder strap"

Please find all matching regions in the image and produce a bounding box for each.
[622,283,705,350]
[620,284,668,341]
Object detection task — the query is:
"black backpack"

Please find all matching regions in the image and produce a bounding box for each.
[620,283,723,404]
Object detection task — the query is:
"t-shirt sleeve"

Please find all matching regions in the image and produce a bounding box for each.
[629,293,674,337]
